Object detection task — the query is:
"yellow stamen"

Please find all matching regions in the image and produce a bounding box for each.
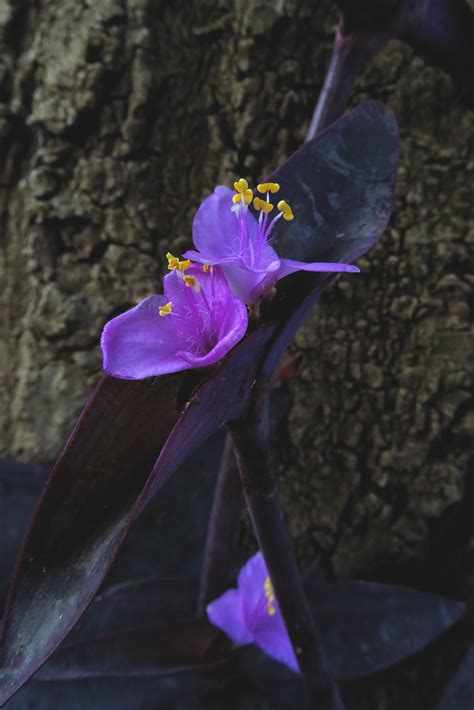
[166,252,191,272]
[233,177,253,206]
[183,274,200,291]
[264,575,276,616]
[203,264,211,272]
[257,182,280,194]
[277,199,294,221]
[253,196,274,214]
[159,301,173,317]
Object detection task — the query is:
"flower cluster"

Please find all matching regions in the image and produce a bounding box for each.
[185,179,359,304]
[207,551,299,673]
[101,179,358,379]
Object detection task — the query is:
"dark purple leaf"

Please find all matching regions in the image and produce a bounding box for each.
[0,101,398,704]
[263,100,398,376]
[0,327,273,705]
[37,622,228,681]
[14,579,304,708]
[437,644,474,710]
[270,100,398,265]
[36,571,463,685]
[27,579,227,681]
[106,431,227,586]
[306,575,465,680]
[9,675,220,709]
[108,393,282,587]
[68,577,201,641]
[0,460,48,605]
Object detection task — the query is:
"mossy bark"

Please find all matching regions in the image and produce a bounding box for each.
[0,0,472,707]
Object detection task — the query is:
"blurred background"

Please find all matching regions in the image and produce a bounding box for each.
[0,1,472,707]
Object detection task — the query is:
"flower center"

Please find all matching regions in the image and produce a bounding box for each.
[231,178,294,267]
[163,257,220,355]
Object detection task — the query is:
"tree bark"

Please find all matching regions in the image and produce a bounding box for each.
[0,1,472,708]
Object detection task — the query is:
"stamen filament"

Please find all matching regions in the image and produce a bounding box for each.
[263,210,283,241]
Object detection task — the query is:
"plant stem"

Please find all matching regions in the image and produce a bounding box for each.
[306,26,387,141]
[197,434,243,616]
[228,379,345,710]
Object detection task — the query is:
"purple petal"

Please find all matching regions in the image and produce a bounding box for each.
[276,258,360,280]
[184,251,280,304]
[254,614,299,673]
[206,589,253,646]
[192,186,254,261]
[240,240,281,274]
[238,552,270,624]
[220,259,275,304]
[207,552,300,674]
[102,267,248,379]
[238,553,299,673]
[101,296,191,379]
[175,266,248,368]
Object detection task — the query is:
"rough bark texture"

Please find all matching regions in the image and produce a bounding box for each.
[0,0,472,707]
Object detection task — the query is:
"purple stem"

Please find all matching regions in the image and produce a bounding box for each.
[228,380,345,710]
[306,26,388,141]
[197,435,243,615]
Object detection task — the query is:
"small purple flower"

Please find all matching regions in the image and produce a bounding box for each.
[101,261,248,379]
[184,179,359,304]
[207,551,299,673]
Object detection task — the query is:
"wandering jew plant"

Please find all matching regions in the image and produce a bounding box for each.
[0,100,465,710]
[1,0,472,699]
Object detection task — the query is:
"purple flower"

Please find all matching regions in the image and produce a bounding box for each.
[101,261,248,379]
[207,551,299,673]
[184,179,359,304]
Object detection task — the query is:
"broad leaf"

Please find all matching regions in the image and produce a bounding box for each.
[263,100,398,375]
[0,327,273,705]
[270,100,398,265]
[306,575,465,680]
[9,674,220,709]
[32,572,463,684]
[437,644,474,710]
[13,572,463,707]
[0,101,399,704]
[0,459,48,606]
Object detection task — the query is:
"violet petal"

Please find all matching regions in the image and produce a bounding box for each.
[207,589,253,647]
[277,257,359,280]
[102,266,248,379]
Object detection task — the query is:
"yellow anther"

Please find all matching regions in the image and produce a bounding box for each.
[253,196,274,214]
[183,274,201,291]
[264,576,276,616]
[234,177,249,192]
[257,182,280,194]
[277,199,294,221]
[166,252,191,272]
[166,251,179,269]
[159,301,173,317]
[203,264,211,272]
[233,177,253,206]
